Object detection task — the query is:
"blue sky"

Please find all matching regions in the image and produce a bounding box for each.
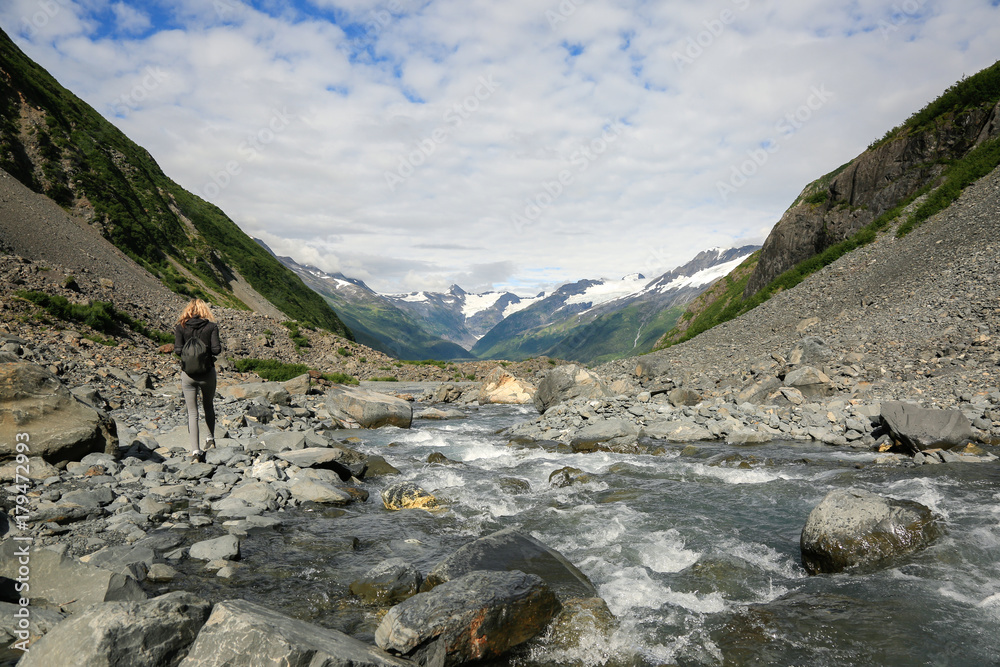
[2,0,998,295]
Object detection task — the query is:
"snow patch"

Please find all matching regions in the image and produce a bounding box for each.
[462,292,504,319]
[503,294,546,318]
[655,253,750,293]
[564,274,651,308]
[392,292,429,303]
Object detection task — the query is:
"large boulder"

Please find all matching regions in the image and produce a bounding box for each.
[800,488,943,575]
[217,381,291,405]
[375,570,560,667]
[424,528,598,601]
[879,401,976,454]
[327,385,413,429]
[788,336,834,366]
[350,558,423,606]
[381,482,437,510]
[478,367,537,405]
[0,541,146,614]
[0,362,118,463]
[533,365,613,414]
[783,366,833,399]
[17,591,210,667]
[569,418,640,452]
[178,598,413,667]
[640,419,713,443]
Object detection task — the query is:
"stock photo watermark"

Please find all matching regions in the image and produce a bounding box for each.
[8,431,34,654]
[110,67,168,118]
[19,0,71,38]
[673,0,752,72]
[878,0,928,40]
[201,107,294,200]
[383,74,500,192]
[546,0,586,29]
[510,119,627,232]
[716,84,833,202]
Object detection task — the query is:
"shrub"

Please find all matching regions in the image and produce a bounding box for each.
[322,371,359,385]
[235,358,308,382]
[370,376,398,382]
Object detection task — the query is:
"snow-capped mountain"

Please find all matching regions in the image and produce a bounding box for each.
[260,238,759,363]
[384,285,544,350]
[471,245,760,363]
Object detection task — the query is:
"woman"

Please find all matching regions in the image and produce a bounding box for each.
[174,298,222,463]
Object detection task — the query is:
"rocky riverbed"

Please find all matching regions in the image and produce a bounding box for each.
[2,167,1000,665]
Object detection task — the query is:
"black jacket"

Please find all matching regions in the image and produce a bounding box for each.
[174,318,222,372]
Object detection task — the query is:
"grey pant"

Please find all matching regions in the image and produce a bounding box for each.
[181,369,216,453]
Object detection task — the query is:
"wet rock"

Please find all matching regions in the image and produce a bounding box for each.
[415,407,466,420]
[189,535,241,562]
[0,541,146,613]
[549,467,593,488]
[569,418,639,452]
[17,591,210,667]
[423,528,599,601]
[290,478,354,505]
[327,385,413,429]
[498,477,531,494]
[879,401,976,454]
[350,557,423,606]
[427,452,458,465]
[534,364,612,414]
[381,482,437,510]
[375,570,560,667]
[178,598,412,667]
[478,367,537,405]
[800,488,943,575]
[0,362,118,463]
[544,597,619,661]
[364,455,401,477]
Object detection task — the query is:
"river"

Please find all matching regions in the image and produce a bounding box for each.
[174,385,1000,666]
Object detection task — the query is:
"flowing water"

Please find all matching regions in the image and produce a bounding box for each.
[179,387,1000,666]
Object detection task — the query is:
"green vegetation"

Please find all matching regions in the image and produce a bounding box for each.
[0,28,353,337]
[897,137,1000,237]
[321,371,360,385]
[63,275,79,291]
[337,347,351,357]
[804,190,829,206]
[234,358,308,382]
[15,290,171,343]
[283,321,311,352]
[399,359,450,369]
[874,59,1000,148]
[370,376,399,382]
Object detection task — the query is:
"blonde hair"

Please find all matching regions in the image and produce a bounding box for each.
[176,298,215,326]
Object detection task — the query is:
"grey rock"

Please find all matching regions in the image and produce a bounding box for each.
[533,364,613,414]
[641,420,713,442]
[18,591,210,667]
[789,336,834,366]
[290,478,354,505]
[880,401,976,454]
[0,541,146,613]
[569,418,639,452]
[177,598,412,667]
[189,535,241,561]
[0,362,118,463]
[800,488,943,575]
[376,570,560,666]
[350,557,423,606]
[424,528,598,601]
[668,388,701,407]
[326,385,413,429]
[81,545,156,574]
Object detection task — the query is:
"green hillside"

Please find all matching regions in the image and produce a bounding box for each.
[657,59,1000,350]
[0,28,352,338]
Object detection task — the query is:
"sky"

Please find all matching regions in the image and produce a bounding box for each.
[2,0,999,296]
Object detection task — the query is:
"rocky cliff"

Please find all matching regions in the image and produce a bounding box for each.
[747,95,1000,297]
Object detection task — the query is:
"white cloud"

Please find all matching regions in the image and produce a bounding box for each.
[1,0,998,295]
